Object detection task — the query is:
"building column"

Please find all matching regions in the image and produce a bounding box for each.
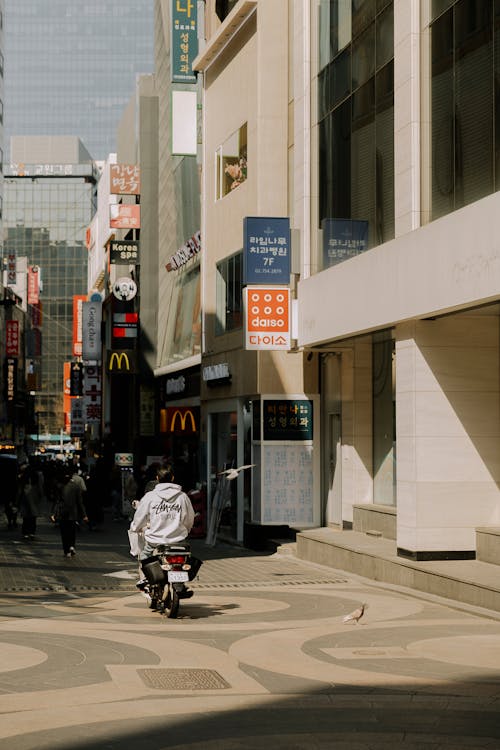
[340,337,373,525]
[396,315,500,559]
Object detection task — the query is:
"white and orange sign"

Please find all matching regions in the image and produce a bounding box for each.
[27,265,40,305]
[110,203,141,229]
[244,286,291,350]
[72,294,86,356]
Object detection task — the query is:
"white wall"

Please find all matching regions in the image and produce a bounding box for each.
[298,191,500,348]
[396,315,500,553]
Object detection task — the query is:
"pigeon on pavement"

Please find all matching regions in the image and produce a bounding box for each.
[218,464,256,480]
[342,603,366,624]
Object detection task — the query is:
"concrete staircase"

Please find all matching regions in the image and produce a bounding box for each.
[296,527,500,614]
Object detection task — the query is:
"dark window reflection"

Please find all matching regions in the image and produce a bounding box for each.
[318,1,394,260]
[431,0,495,219]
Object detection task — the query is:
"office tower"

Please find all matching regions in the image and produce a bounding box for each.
[4,0,154,160]
[3,137,98,435]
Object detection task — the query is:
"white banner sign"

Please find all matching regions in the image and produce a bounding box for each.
[82,301,102,361]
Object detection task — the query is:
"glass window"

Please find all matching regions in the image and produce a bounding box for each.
[431,0,495,219]
[216,252,242,335]
[376,3,394,69]
[353,0,376,37]
[215,0,239,22]
[216,124,247,199]
[352,24,375,89]
[318,2,394,263]
[319,0,352,68]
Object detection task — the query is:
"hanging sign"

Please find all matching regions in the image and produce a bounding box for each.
[110,240,140,264]
[82,301,102,361]
[171,0,198,84]
[112,277,137,301]
[244,286,291,350]
[7,252,16,285]
[110,164,141,195]
[110,204,141,229]
[243,217,291,284]
[6,320,19,357]
[83,365,102,424]
[27,266,40,304]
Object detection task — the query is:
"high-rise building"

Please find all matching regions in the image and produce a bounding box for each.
[3,137,98,435]
[1,1,154,440]
[4,0,154,161]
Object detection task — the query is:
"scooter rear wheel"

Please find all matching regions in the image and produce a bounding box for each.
[164,585,179,618]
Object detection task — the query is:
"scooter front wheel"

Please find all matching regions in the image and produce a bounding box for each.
[164,584,180,618]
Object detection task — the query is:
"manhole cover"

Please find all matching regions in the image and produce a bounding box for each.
[138,668,230,690]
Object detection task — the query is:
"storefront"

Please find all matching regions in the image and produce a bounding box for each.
[159,365,201,492]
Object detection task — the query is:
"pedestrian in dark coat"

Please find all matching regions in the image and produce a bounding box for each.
[59,470,87,557]
[18,466,42,540]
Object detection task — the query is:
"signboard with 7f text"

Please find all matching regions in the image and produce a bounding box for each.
[244,286,290,350]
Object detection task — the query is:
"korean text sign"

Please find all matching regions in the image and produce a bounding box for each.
[262,399,314,441]
[244,286,290,350]
[243,216,290,284]
[110,164,141,195]
[171,0,198,83]
[110,204,141,229]
[6,321,19,357]
[322,218,369,268]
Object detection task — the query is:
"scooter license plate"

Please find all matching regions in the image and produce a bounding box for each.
[168,571,189,583]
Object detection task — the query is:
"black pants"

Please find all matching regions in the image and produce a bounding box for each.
[59,520,77,554]
[22,516,37,536]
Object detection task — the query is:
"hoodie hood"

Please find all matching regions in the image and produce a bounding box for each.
[130,482,195,546]
[152,482,183,501]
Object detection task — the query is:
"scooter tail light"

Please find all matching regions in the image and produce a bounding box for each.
[166,555,187,564]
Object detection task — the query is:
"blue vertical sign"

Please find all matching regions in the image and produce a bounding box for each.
[243,216,291,285]
[322,219,369,268]
[171,0,198,84]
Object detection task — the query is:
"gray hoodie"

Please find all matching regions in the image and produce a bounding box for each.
[130,482,194,546]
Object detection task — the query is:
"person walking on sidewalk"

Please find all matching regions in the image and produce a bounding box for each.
[59,469,88,558]
[18,464,43,540]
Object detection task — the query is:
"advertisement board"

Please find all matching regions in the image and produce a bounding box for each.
[243,217,290,284]
[109,204,141,229]
[82,301,102,361]
[110,164,140,195]
[244,286,290,350]
[171,0,198,83]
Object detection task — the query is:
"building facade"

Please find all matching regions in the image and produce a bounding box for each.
[194,1,317,543]
[299,0,500,559]
[194,0,500,558]
[3,137,98,435]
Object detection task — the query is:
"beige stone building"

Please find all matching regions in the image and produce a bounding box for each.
[195,0,500,561]
[195,1,317,543]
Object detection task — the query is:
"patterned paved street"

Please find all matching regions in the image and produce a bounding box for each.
[1,516,500,749]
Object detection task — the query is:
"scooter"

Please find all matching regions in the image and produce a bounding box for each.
[139,542,201,618]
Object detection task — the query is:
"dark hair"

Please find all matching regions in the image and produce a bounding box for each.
[157,465,174,483]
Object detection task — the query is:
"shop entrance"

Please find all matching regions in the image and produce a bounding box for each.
[209,410,238,539]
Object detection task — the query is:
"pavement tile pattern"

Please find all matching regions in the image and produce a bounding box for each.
[0,515,500,749]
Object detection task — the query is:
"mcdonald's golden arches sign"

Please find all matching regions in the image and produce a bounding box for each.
[107,350,137,374]
[164,406,198,434]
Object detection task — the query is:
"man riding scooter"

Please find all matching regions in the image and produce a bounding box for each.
[130,464,195,598]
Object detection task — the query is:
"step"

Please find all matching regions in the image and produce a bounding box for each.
[296,528,500,614]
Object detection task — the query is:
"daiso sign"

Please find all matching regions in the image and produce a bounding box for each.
[244,286,291,350]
